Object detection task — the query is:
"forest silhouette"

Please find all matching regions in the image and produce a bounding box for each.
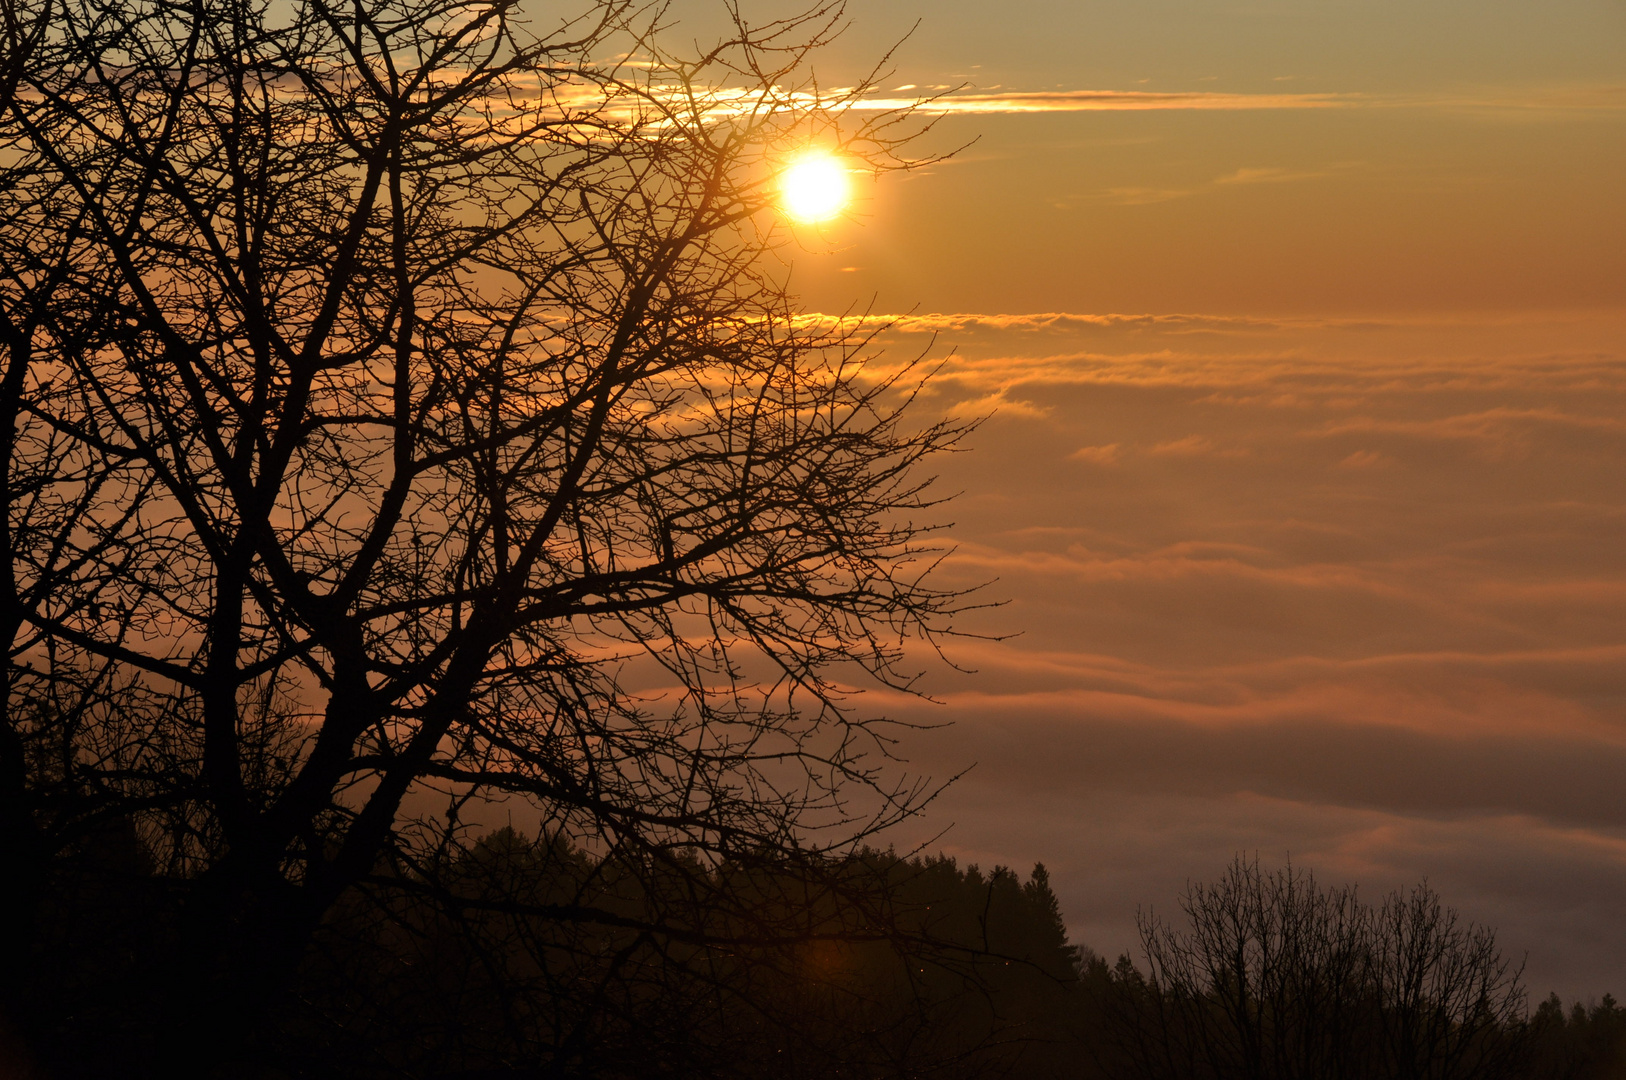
[0,0,1622,1074]
[10,826,1626,1078]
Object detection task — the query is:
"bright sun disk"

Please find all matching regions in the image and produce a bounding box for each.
[779,152,850,223]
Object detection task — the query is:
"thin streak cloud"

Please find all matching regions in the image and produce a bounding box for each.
[851,89,1362,113]
[841,85,1626,116]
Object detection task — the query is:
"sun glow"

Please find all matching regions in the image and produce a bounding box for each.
[779,151,851,223]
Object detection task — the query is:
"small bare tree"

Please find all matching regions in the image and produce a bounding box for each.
[0,0,968,1071]
[1115,858,1526,1080]
[1369,881,1528,1080]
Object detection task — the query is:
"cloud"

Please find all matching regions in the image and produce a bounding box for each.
[851,89,1365,114]
[795,311,1298,335]
[570,83,1372,127]
[429,77,1626,135]
[880,675,1626,995]
[1086,163,1358,205]
[1336,449,1392,469]
[1149,435,1210,456]
[839,307,1626,998]
[903,699,1626,827]
[944,392,1051,419]
[833,84,1626,118]
[1070,443,1122,465]
[1316,407,1626,440]
[893,780,1626,1001]
[1149,434,1248,457]
[1214,166,1333,185]
[804,312,1626,405]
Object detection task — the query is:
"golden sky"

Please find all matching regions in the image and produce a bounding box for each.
[774,0,1626,315]
[690,0,1626,996]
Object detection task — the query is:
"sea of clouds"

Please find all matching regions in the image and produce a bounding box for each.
[857,308,1626,1000]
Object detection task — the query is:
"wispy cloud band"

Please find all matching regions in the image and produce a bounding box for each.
[856,89,1362,113]
[846,85,1626,116]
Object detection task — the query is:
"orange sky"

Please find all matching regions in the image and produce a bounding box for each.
[683,0,1626,997]
[796,103,1626,314]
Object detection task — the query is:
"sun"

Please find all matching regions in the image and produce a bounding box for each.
[779,151,851,224]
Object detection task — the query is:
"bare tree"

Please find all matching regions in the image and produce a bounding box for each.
[0,0,968,1071]
[1115,858,1527,1080]
[0,0,156,1014]
[1370,881,1528,1080]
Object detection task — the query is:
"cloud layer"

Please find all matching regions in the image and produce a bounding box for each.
[852,309,1626,999]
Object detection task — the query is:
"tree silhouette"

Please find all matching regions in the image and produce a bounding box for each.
[0,0,968,1072]
[1105,857,1528,1080]
[289,836,1082,1078]
[1526,992,1626,1080]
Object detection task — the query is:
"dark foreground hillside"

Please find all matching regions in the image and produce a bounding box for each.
[9,830,1626,1080]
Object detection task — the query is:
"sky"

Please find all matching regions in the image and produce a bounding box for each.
[676,0,1626,998]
